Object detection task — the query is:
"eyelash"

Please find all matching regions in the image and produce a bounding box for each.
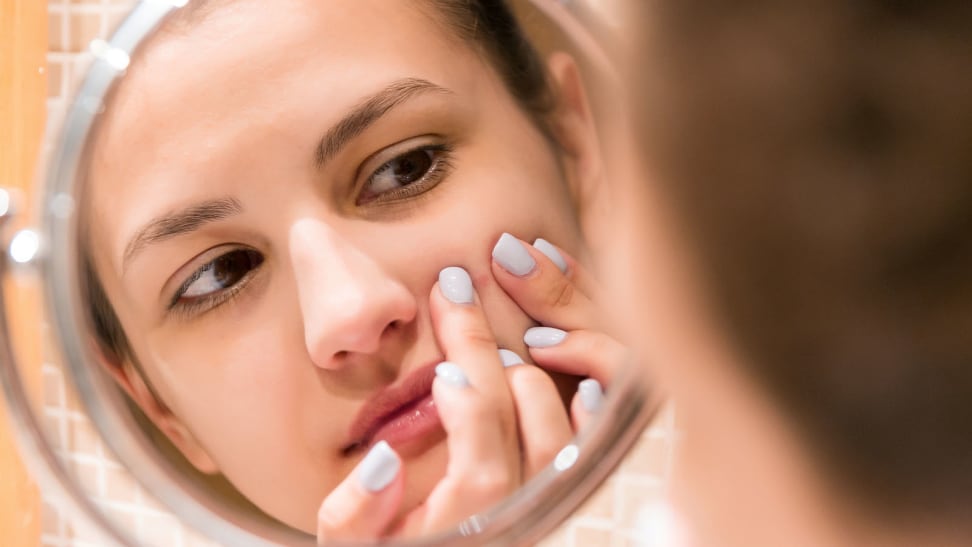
[357,143,455,205]
[167,248,263,318]
[164,144,452,319]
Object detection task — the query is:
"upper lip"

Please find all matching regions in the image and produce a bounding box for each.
[343,361,439,453]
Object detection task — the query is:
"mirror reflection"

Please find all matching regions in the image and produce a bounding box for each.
[76,0,623,539]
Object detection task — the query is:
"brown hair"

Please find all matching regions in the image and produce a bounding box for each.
[634,0,972,528]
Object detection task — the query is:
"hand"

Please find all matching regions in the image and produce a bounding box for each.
[315,233,626,542]
[490,233,627,432]
[317,264,574,541]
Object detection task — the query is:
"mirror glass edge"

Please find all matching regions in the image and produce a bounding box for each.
[29,0,660,544]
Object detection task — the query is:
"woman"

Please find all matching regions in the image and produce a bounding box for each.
[611,1,972,545]
[81,0,623,540]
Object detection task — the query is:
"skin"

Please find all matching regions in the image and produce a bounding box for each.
[85,0,616,536]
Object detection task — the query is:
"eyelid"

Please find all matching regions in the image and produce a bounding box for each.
[168,266,260,320]
[161,243,251,306]
[353,134,449,192]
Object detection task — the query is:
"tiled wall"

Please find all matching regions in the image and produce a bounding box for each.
[42,2,675,545]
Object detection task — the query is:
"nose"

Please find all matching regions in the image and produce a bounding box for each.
[289,218,417,369]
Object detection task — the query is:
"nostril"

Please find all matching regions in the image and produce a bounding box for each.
[334,350,349,360]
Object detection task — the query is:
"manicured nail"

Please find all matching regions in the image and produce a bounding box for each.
[533,238,567,273]
[439,266,473,304]
[498,348,525,367]
[578,379,604,413]
[524,326,567,348]
[435,361,470,388]
[358,441,400,492]
[492,233,536,276]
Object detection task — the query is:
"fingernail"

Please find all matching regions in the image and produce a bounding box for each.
[524,326,567,348]
[578,378,604,413]
[435,361,470,388]
[498,348,524,367]
[492,233,536,276]
[358,441,400,492]
[439,266,473,304]
[533,238,567,273]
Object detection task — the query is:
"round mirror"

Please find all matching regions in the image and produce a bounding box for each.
[1,1,658,544]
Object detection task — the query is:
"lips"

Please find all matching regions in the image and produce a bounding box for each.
[343,362,444,454]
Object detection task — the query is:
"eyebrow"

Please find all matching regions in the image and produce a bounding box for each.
[315,77,454,169]
[119,79,451,272]
[122,197,243,273]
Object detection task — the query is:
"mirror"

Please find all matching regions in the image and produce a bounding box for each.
[0,0,656,545]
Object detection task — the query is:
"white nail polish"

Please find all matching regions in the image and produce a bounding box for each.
[533,238,567,273]
[435,361,470,388]
[492,233,536,276]
[578,379,604,413]
[358,441,400,492]
[498,348,524,367]
[439,266,473,304]
[524,326,567,348]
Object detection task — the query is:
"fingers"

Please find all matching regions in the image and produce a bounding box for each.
[395,361,519,535]
[501,350,573,478]
[570,378,606,432]
[431,267,515,416]
[431,361,516,492]
[316,441,405,543]
[524,327,627,386]
[491,233,602,332]
[403,268,521,533]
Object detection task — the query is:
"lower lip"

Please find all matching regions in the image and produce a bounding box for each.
[368,395,443,453]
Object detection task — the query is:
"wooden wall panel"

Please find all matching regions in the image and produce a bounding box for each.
[1,1,48,546]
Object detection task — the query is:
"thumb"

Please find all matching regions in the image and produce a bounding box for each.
[317,441,405,543]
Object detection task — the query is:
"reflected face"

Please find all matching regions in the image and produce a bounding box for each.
[86,0,583,533]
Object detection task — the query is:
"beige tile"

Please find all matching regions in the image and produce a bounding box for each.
[138,513,181,546]
[572,476,616,520]
[106,7,132,35]
[618,436,670,477]
[617,480,666,532]
[68,13,103,52]
[42,412,66,451]
[70,459,102,496]
[45,60,62,100]
[42,366,64,405]
[571,524,615,546]
[104,466,139,504]
[68,418,101,456]
[48,12,65,51]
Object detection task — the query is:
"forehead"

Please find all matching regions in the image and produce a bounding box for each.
[96,0,469,152]
[86,0,492,263]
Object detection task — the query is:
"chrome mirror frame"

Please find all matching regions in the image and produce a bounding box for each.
[0,1,659,544]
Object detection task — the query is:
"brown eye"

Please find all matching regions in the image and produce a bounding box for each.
[179,249,264,301]
[367,148,435,194]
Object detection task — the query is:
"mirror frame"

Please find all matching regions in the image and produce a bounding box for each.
[0,1,659,544]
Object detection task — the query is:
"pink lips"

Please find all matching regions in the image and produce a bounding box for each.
[344,362,444,454]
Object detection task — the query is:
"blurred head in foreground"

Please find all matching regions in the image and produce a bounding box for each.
[608,2,972,545]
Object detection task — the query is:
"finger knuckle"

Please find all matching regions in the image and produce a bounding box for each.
[544,278,576,309]
[579,331,611,356]
[466,465,515,499]
[457,324,496,347]
[512,366,556,393]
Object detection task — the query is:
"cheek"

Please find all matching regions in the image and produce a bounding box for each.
[143,310,314,455]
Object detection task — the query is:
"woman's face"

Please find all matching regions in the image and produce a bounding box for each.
[86,0,585,533]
